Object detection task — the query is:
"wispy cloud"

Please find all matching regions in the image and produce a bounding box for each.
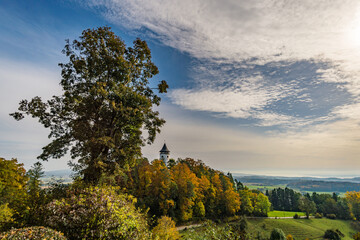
[84,0,360,127]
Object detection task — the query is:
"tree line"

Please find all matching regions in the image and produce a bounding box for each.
[267,187,359,220]
[101,157,271,222]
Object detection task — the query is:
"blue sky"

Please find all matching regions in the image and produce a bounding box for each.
[1,0,360,177]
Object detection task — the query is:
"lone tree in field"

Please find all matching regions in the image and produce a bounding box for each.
[299,196,317,218]
[11,27,168,183]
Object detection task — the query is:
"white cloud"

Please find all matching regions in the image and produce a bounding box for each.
[88,0,360,62]
[84,0,360,126]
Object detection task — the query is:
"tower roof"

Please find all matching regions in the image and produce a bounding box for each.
[160,143,170,153]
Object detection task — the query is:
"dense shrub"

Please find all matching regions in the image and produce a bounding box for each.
[270,228,286,240]
[0,226,66,239]
[152,216,180,240]
[0,203,13,230]
[326,214,337,219]
[293,213,299,219]
[45,186,151,240]
[324,229,344,240]
[0,158,28,227]
[353,232,360,240]
[315,213,323,218]
[181,220,237,240]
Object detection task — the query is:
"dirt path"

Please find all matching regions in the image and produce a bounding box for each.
[176,223,203,231]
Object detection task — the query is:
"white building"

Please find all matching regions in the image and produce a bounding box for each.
[159,143,170,166]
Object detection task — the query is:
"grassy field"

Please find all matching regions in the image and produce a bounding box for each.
[247,218,360,240]
[180,218,360,240]
[246,184,287,192]
[267,210,306,218]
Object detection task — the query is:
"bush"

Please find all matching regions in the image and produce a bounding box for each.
[293,213,299,219]
[326,214,337,219]
[152,216,180,240]
[45,186,151,240]
[270,228,286,240]
[0,203,13,230]
[353,232,360,240]
[315,213,323,218]
[286,234,294,240]
[0,226,66,239]
[181,220,236,240]
[324,229,344,240]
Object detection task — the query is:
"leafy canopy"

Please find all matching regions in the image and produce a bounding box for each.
[11,27,168,183]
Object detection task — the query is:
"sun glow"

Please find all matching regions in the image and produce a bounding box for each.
[345,10,360,48]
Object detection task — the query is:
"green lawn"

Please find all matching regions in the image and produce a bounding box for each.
[268,210,306,218]
[246,184,287,192]
[247,218,360,240]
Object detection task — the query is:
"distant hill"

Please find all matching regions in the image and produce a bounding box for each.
[288,180,360,192]
[233,174,360,193]
[44,169,73,177]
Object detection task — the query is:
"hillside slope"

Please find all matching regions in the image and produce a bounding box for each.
[247,218,360,240]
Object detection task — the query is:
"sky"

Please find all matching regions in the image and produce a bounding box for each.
[1,0,360,177]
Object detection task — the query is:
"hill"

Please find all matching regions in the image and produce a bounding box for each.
[180,218,360,240]
[233,174,360,193]
[288,180,360,192]
[247,218,360,240]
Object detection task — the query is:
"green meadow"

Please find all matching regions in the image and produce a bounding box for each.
[247,218,360,240]
[180,218,360,240]
[267,210,306,218]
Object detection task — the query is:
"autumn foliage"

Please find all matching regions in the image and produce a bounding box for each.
[114,158,270,222]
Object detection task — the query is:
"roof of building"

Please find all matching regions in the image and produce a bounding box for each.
[160,143,170,153]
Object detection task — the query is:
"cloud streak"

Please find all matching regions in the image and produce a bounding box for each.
[84,0,360,127]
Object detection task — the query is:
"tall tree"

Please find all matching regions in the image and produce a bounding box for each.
[11,27,168,183]
[299,196,317,218]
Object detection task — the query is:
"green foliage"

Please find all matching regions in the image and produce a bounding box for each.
[0,157,28,227]
[268,188,301,211]
[298,196,317,218]
[24,161,45,225]
[181,220,239,240]
[324,229,345,240]
[253,193,271,216]
[315,212,323,218]
[231,216,248,239]
[45,186,151,240]
[152,216,180,240]
[293,213,299,219]
[327,214,337,219]
[11,27,168,184]
[0,203,13,229]
[270,228,286,240]
[0,226,66,239]
[353,232,360,240]
[346,191,360,220]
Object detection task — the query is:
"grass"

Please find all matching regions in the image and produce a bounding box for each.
[268,210,306,218]
[247,218,360,240]
[246,184,287,192]
[180,218,360,240]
